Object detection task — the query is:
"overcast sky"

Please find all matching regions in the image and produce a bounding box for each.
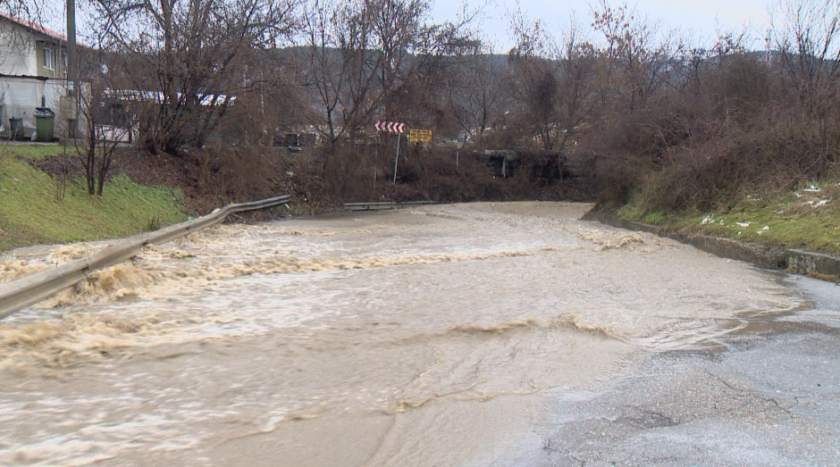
[38,0,774,51]
[432,0,773,51]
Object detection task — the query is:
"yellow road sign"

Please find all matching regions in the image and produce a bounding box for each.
[409,128,432,143]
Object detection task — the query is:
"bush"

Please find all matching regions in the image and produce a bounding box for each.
[194,146,287,203]
[589,50,840,215]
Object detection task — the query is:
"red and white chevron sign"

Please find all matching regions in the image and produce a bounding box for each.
[374,121,406,133]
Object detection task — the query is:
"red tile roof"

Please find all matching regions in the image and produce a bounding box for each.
[0,11,69,43]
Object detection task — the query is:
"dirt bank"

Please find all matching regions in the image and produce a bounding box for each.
[26,145,595,218]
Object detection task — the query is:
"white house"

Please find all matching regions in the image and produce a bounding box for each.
[0,12,77,140]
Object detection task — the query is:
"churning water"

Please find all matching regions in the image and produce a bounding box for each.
[0,202,799,466]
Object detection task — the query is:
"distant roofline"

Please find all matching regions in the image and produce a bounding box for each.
[0,11,89,47]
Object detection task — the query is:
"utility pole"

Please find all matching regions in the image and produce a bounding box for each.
[65,0,77,139]
[67,0,76,96]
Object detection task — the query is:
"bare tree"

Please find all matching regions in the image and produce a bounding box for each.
[772,0,840,151]
[445,46,508,140]
[506,11,597,152]
[90,0,300,155]
[0,0,46,21]
[590,1,680,113]
[297,0,478,146]
[70,51,129,196]
[297,0,383,145]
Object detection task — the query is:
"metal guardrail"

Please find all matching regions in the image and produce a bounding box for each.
[0,194,291,320]
[344,201,433,211]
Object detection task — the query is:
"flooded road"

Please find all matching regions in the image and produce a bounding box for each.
[0,202,803,466]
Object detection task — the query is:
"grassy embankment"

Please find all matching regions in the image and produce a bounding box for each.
[0,144,186,251]
[615,181,840,256]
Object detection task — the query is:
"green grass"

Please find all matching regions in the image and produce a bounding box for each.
[617,181,840,255]
[616,203,667,225]
[0,155,186,251]
[0,143,66,160]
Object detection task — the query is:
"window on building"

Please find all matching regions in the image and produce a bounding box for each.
[44,48,55,70]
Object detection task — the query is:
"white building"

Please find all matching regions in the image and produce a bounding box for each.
[0,12,78,140]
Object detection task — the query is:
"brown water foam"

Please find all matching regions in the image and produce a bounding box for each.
[214,247,562,277]
[391,315,628,349]
[577,231,646,251]
[31,246,564,309]
[444,315,627,342]
[387,386,545,416]
[47,244,100,264]
[554,313,631,342]
[0,311,171,369]
[387,382,484,414]
[448,318,539,334]
[0,259,48,282]
[276,229,337,237]
[1,244,104,283]
[400,311,735,354]
[0,309,268,370]
[41,263,163,308]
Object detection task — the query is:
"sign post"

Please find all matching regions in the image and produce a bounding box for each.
[374,121,407,185]
[393,133,401,185]
[456,136,465,170]
[373,132,380,194]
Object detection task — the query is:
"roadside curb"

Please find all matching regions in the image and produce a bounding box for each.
[582,210,840,279]
[343,201,434,211]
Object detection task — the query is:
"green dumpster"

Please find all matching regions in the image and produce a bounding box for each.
[34,108,55,142]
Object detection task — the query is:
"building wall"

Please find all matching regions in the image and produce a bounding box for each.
[35,40,65,78]
[0,17,67,79]
[0,26,36,76]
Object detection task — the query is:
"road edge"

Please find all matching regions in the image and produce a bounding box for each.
[582,210,840,279]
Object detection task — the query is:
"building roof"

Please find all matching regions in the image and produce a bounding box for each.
[0,11,70,43]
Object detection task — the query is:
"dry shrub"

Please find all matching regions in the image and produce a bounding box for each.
[594,107,839,212]
[317,141,381,202]
[588,50,839,213]
[312,141,592,203]
[194,145,286,203]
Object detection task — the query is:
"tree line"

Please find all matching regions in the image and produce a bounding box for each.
[41,0,840,207]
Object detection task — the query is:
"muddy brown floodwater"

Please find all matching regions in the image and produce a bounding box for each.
[0,202,801,466]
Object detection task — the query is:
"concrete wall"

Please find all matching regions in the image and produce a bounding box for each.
[0,77,84,140]
[0,77,42,136]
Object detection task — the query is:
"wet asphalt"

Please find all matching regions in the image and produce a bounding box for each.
[499,273,840,467]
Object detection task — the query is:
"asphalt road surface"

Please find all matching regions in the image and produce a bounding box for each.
[502,273,840,467]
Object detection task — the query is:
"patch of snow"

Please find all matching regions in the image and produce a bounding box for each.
[807,198,832,208]
[804,184,821,192]
[700,215,715,225]
[736,222,751,227]
[757,226,770,235]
